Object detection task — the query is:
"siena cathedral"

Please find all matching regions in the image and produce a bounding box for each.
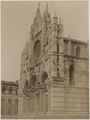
[19,3,89,119]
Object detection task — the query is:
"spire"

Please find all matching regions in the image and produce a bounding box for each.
[35,2,42,24]
[59,18,62,25]
[38,1,40,9]
[55,12,57,18]
[36,2,41,18]
[58,17,64,37]
[43,2,49,18]
[53,12,58,24]
[46,2,48,13]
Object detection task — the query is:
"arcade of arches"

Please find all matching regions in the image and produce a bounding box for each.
[23,72,49,113]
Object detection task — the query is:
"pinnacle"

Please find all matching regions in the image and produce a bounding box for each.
[38,1,40,9]
[59,18,62,24]
[46,2,48,11]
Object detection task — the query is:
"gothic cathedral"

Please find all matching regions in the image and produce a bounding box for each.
[19,3,89,118]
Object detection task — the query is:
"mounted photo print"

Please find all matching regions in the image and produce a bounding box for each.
[1,0,89,119]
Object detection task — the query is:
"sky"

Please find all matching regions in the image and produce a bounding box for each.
[1,1,88,81]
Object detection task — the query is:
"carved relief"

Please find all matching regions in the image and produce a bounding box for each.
[19,3,89,117]
[43,47,48,61]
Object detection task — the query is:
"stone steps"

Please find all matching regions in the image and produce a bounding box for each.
[2,113,89,119]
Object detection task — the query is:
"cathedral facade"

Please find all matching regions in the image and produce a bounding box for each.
[19,3,89,118]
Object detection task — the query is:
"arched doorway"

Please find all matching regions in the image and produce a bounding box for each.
[30,75,37,113]
[41,71,49,113]
[31,75,37,86]
[41,71,48,85]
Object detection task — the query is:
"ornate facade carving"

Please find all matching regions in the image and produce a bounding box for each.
[19,3,89,118]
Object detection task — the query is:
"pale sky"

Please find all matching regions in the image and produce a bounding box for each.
[1,1,88,81]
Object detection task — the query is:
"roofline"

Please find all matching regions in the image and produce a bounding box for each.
[1,80,18,85]
[63,37,88,45]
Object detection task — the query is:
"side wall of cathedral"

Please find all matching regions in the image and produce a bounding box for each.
[64,40,89,114]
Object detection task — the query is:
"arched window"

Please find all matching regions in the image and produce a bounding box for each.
[41,71,48,85]
[31,75,37,86]
[34,40,41,59]
[25,80,28,88]
[76,46,80,57]
[69,65,74,86]
[2,86,6,94]
[9,87,12,94]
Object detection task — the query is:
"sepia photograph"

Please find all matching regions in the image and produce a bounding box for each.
[1,0,89,119]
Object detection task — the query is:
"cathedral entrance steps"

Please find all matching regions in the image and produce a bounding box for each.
[1,115,19,119]
[4,112,87,119]
[1,113,89,119]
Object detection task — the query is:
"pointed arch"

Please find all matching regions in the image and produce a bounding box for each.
[31,75,37,86]
[34,40,41,58]
[2,86,6,94]
[76,46,80,57]
[9,87,12,94]
[69,65,74,86]
[41,71,48,84]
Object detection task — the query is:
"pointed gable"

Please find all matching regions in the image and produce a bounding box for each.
[31,2,42,39]
[35,2,42,24]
